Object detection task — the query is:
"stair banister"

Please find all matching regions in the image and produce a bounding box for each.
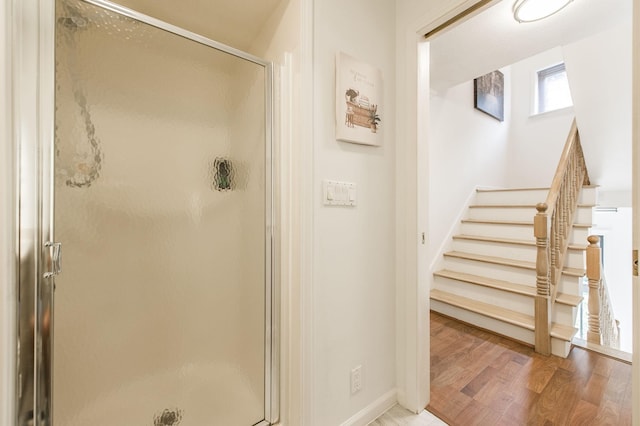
[586,235,602,343]
[534,118,590,355]
[586,235,621,348]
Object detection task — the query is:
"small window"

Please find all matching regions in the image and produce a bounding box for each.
[537,63,572,114]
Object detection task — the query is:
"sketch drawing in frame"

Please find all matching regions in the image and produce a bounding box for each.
[336,52,383,146]
[474,70,504,121]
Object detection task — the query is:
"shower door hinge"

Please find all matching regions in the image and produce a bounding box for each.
[44,241,62,278]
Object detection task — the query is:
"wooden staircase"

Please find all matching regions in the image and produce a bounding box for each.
[430,186,597,357]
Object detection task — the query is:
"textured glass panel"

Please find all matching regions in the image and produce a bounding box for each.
[54,0,267,424]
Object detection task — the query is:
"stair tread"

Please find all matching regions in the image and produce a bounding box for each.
[462,218,592,228]
[469,204,595,208]
[462,218,533,226]
[476,187,551,193]
[444,250,585,276]
[444,251,536,269]
[435,269,583,306]
[453,234,588,251]
[476,185,598,193]
[430,289,577,341]
[434,269,536,296]
[550,323,578,341]
[555,293,583,307]
[430,289,534,329]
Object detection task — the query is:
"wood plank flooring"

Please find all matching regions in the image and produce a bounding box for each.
[427,311,632,425]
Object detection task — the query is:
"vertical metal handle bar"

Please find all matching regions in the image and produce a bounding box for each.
[44,242,62,278]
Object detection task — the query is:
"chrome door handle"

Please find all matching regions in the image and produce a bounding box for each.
[44,241,62,278]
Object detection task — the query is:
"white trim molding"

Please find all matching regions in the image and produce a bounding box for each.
[632,0,640,424]
[297,0,315,424]
[0,0,16,424]
[394,0,502,414]
[339,390,397,426]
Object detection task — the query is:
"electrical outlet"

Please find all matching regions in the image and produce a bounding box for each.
[350,365,362,394]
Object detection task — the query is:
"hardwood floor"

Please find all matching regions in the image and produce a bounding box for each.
[427,311,632,425]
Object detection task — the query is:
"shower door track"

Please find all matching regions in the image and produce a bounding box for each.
[16,1,277,424]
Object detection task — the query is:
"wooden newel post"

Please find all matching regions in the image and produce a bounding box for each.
[534,203,551,355]
[586,235,602,344]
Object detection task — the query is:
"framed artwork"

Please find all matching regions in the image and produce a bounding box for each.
[335,52,383,146]
[474,70,504,122]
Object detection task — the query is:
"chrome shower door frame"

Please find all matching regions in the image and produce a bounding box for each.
[16,0,278,424]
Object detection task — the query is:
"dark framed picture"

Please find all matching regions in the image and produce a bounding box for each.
[474,70,504,121]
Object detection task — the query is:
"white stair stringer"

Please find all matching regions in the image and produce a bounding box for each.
[431,186,595,358]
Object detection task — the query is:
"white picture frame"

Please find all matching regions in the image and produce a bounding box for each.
[335,52,383,146]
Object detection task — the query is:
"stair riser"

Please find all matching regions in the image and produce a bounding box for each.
[475,188,597,205]
[552,303,578,327]
[557,275,583,296]
[552,339,572,358]
[433,276,535,317]
[452,239,585,269]
[430,300,572,357]
[431,299,534,344]
[460,222,534,240]
[549,276,584,298]
[565,250,585,270]
[443,256,584,292]
[475,189,549,205]
[443,256,537,285]
[460,222,590,243]
[467,206,593,223]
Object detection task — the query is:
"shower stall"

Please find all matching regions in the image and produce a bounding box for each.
[17,0,277,424]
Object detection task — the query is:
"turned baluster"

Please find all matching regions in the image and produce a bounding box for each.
[561,186,568,249]
[534,203,551,355]
[586,235,602,344]
[550,211,559,287]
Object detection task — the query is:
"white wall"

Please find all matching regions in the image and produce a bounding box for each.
[248,0,300,63]
[507,47,575,188]
[563,21,633,204]
[313,0,397,424]
[428,70,511,261]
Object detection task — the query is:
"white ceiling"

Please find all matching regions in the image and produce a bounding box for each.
[110,0,284,51]
[429,0,631,91]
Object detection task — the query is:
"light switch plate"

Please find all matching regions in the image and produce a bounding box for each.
[323,180,357,206]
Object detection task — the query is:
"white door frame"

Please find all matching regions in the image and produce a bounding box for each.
[395,0,500,412]
[0,0,17,424]
[632,1,640,424]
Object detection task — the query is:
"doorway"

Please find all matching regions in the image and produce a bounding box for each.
[396,0,638,419]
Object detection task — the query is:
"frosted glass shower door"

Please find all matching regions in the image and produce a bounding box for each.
[52,0,272,425]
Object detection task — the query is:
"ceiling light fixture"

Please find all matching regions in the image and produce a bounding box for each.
[513,0,574,23]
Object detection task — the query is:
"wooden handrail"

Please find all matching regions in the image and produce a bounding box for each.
[544,119,591,215]
[534,118,590,355]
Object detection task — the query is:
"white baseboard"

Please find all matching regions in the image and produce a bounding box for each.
[339,389,398,426]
